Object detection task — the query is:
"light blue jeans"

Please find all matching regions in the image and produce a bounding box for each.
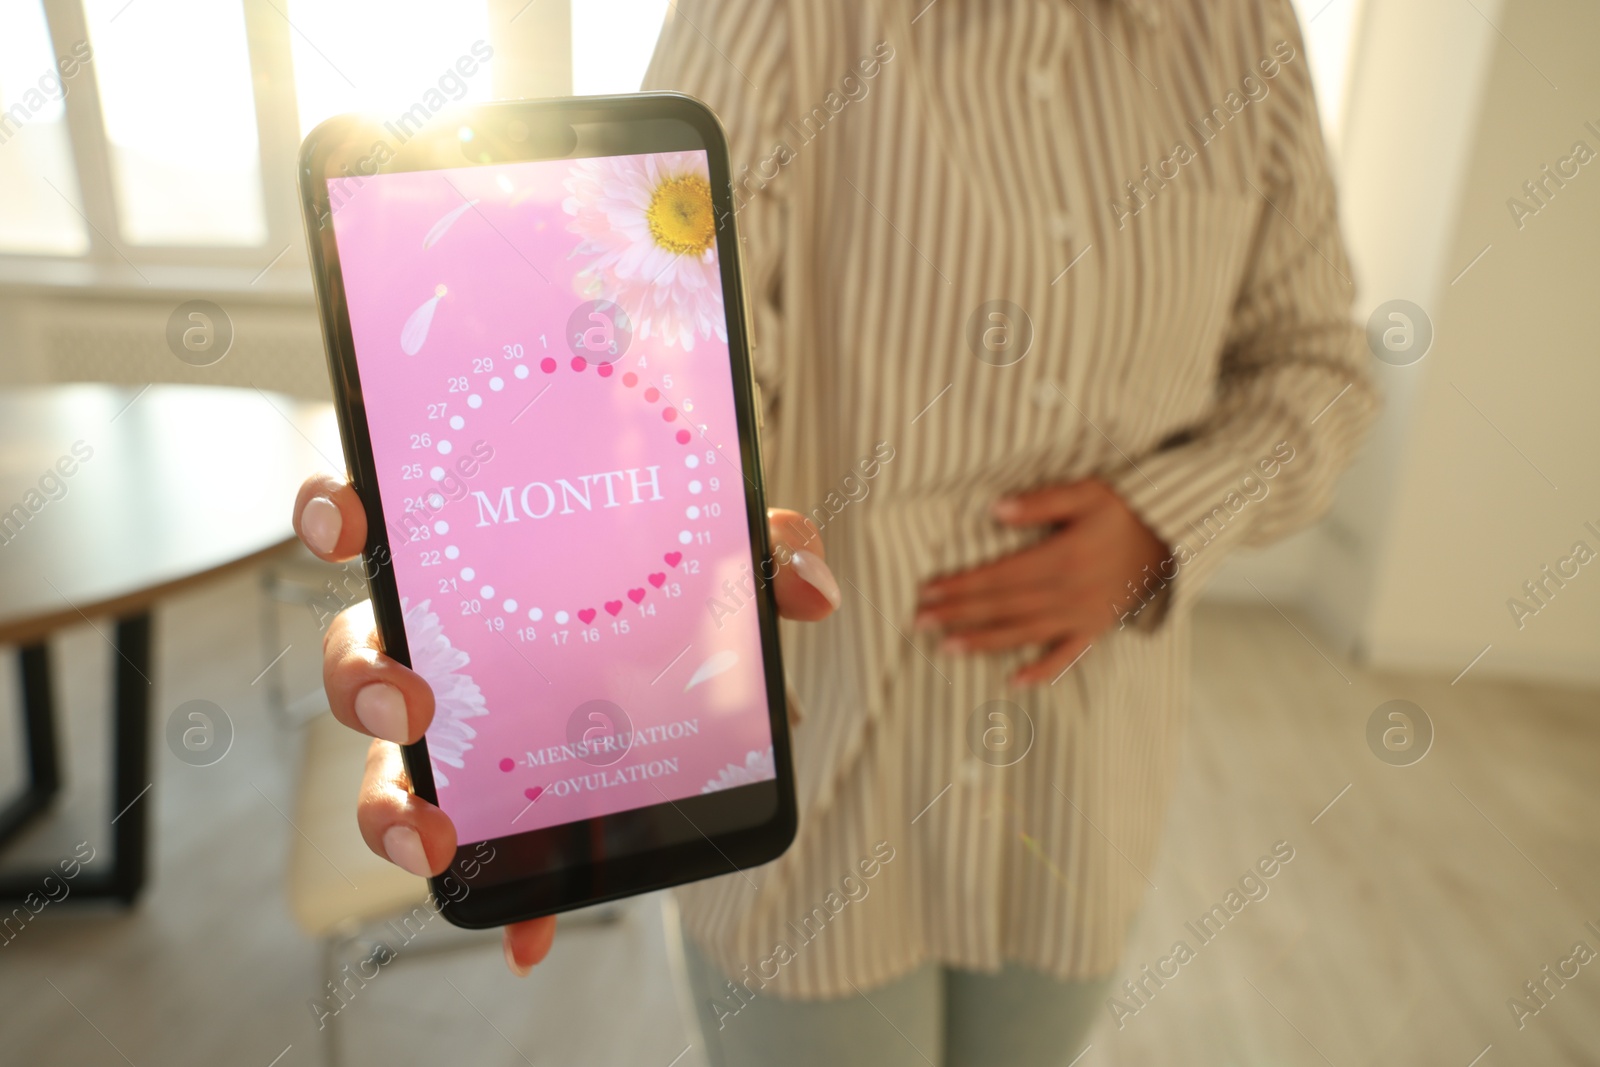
[675,931,1111,1067]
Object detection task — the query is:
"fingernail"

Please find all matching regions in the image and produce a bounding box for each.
[940,637,967,655]
[383,825,431,878]
[913,612,937,630]
[992,498,1021,520]
[354,682,409,743]
[789,550,842,610]
[504,935,532,978]
[301,495,342,555]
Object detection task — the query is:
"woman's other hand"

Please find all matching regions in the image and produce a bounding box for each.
[914,479,1169,687]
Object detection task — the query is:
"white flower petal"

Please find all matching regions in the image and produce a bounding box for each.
[564,153,724,350]
[403,598,489,789]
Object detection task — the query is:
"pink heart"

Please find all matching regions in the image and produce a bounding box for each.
[578,608,597,625]
[604,599,624,616]
[628,587,647,603]
[647,573,666,589]
[664,552,682,567]
[524,786,544,802]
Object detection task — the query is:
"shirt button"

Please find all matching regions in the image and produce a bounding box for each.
[1027,68,1055,98]
[1032,381,1064,408]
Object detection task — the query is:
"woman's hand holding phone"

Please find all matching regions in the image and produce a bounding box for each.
[293,473,839,974]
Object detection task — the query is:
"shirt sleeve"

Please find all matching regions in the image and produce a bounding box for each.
[1103,0,1379,618]
[642,0,794,424]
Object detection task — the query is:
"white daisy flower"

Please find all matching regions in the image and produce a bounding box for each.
[403,598,488,788]
[563,151,727,351]
[701,747,776,793]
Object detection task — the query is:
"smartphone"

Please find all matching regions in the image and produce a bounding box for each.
[298,95,795,927]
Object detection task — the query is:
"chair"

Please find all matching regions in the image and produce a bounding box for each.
[286,709,623,1066]
[287,710,469,1066]
[258,545,365,730]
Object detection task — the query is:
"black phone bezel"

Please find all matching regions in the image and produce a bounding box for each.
[297,94,795,928]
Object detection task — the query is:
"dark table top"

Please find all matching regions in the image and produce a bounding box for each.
[0,384,340,645]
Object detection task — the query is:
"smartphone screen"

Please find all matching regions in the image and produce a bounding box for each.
[326,146,776,853]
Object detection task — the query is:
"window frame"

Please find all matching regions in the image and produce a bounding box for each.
[7,0,571,292]
[12,0,303,280]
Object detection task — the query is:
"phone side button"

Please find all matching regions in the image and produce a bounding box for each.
[754,382,764,429]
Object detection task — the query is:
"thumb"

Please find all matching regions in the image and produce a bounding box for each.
[992,479,1108,525]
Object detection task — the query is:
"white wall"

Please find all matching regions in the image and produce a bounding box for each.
[1208,0,1498,612]
[1229,0,1600,687]
[1349,0,1600,686]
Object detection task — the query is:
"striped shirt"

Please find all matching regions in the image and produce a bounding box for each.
[644,0,1377,999]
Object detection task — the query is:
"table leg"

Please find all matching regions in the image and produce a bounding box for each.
[0,611,154,904]
[0,643,62,845]
[108,613,153,903]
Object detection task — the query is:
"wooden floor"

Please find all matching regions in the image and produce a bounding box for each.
[0,574,1595,1066]
[1103,603,1600,1067]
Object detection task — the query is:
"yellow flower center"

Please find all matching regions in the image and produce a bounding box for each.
[646,175,715,256]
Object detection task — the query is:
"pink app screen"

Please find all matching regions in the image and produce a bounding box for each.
[329,151,775,847]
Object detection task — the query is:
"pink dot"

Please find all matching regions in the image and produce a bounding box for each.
[663,407,678,422]
[622,372,638,387]
[571,356,587,371]
[540,357,557,373]
[644,387,660,403]
[676,429,691,444]
[597,362,613,378]
[499,757,514,772]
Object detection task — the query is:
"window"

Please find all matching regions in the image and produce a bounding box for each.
[0,0,504,282]
[571,0,671,97]
[0,0,677,281]
[0,0,89,254]
[84,0,266,246]
[286,0,495,138]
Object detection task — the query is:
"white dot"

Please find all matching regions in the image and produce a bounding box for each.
[468,394,483,408]
[685,454,700,469]
[428,493,445,508]
[514,364,529,379]
[449,415,465,430]
[688,480,702,494]
[528,607,543,621]
[503,599,518,613]
[461,567,475,581]
[430,466,446,481]
[434,520,449,534]
[555,610,569,625]
[490,376,505,391]
[480,585,494,598]
[678,530,692,544]
[686,505,701,519]
[437,440,453,454]
[445,545,459,560]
